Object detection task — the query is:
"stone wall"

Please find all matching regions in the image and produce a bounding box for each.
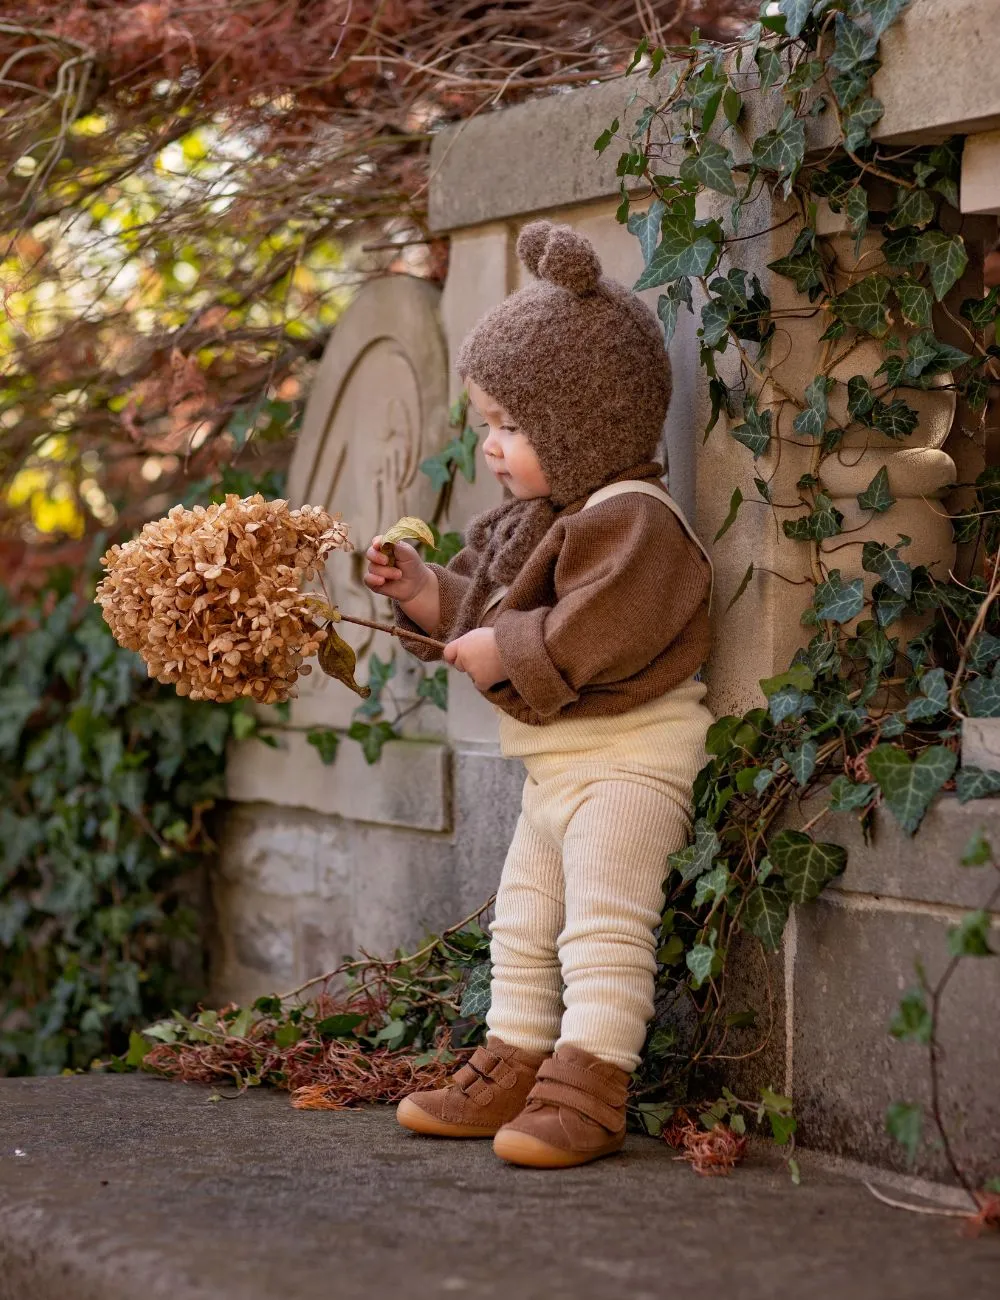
[217,0,1000,1179]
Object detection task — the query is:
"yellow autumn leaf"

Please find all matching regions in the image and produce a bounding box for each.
[380,515,435,565]
[318,626,371,698]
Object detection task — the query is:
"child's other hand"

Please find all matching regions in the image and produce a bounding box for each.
[444,628,506,691]
[364,536,429,601]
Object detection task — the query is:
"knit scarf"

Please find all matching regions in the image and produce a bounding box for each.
[445,460,663,641]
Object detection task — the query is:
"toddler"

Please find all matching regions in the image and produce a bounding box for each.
[364,220,713,1169]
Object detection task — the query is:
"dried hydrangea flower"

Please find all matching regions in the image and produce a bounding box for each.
[96,494,351,704]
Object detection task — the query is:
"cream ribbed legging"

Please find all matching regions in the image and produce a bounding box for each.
[486,678,712,1072]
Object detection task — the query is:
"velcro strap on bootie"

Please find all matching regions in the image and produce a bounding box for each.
[528,1058,628,1133]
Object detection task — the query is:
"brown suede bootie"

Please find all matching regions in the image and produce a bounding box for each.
[397,1036,548,1138]
[492,1045,630,1168]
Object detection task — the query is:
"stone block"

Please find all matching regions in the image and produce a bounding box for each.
[792,895,1000,1183]
[961,718,1000,773]
[451,746,525,914]
[225,733,452,832]
[212,882,297,985]
[962,128,1000,214]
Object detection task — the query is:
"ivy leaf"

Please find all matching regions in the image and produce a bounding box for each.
[857,466,895,513]
[783,494,843,541]
[832,61,878,109]
[792,374,833,436]
[347,720,398,765]
[769,829,847,903]
[868,0,913,39]
[886,1101,923,1165]
[742,884,790,952]
[755,45,783,92]
[306,727,340,765]
[963,662,1000,717]
[894,277,934,328]
[914,230,968,301]
[657,278,692,344]
[956,766,1000,803]
[700,297,733,347]
[960,286,1000,329]
[725,562,755,615]
[828,774,875,812]
[903,330,970,379]
[846,375,876,421]
[867,744,957,834]
[594,117,620,154]
[783,739,818,786]
[680,140,737,197]
[845,185,869,251]
[829,14,879,71]
[459,962,492,1017]
[832,273,892,336]
[887,186,936,231]
[871,398,919,440]
[730,401,771,458]
[751,107,806,187]
[964,376,990,411]
[905,667,948,721]
[668,819,721,884]
[714,487,744,542]
[968,632,1000,672]
[768,686,813,725]
[627,199,665,265]
[686,934,719,989]
[779,0,813,38]
[634,214,718,289]
[416,666,449,711]
[842,97,885,153]
[768,246,825,295]
[961,827,993,866]
[947,910,993,957]
[761,664,815,697]
[693,863,730,907]
[810,571,865,624]
[890,987,932,1045]
[862,540,913,598]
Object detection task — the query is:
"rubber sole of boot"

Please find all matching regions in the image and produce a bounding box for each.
[492,1126,625,1169]
[396,1096,499,1138]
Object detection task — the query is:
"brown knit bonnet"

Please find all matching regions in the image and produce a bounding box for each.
[444,220,672,640]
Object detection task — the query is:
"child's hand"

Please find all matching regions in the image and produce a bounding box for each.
[364,536,430,602]
[444,628,506,691]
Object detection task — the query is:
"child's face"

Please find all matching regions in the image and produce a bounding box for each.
[467,379,550,500]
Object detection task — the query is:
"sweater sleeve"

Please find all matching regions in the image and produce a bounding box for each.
[392,544,480,662]
[491,496,710,719]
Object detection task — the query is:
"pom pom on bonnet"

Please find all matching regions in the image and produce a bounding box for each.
[456,219,671,506]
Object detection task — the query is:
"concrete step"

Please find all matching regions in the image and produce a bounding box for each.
[1,1075,997,1300]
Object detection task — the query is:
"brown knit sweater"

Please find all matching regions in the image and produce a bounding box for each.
[396,481,711,726]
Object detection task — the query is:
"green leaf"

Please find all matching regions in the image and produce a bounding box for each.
[594,118,620,154]
[627,199,665,265]
[686,936,718,989]
[956,766,1000,804]
[829,14,879,71]
[768,246,825,296]
[915,231,968,301]
[769,829,847,903]
[779,0,813,38]
[847,375,877,421]
[960,827,993,865]
[723,86,742,127]
[752,107,806,186]
[306,727,339,765]
[811,571,865,624]
[693,863,730,907]
[886,1101,923,1165]
[903,329,970,379]
[768,686,812,725]
[680,140,737,197]
[948,910,993,957]
[761,664,815,698]
[845,186,869,250]
[783,739,818,786]
[895,277,934,328]
[968,633,1000,673]
[783,495,843,541]
[905,667,948,721]
[416,666,449,711]
[887,186,936,231]
[857,466,895,513]
[890,987,932,1044]
[726,562,755,613]
[714,487,744,542]
[459,961,492,1017]
[755,46,783,91]
[867,744,957,834]
[347,720,398,764]
[832,62,878,109]
[963,662,1000,718]
[842,97,884,153]
[862,540,913,598]
[871,399,919,440]
[634,214,718,289]
[792,375,833,436]
[668,819,721,884]
[868,0,912,39]
[125,1030,151,1068]
[832,274,892,336]
[828,774,875,812]
[700,298,733,348]
[960,286,1000,329]
[656,277,692,346]
[730,401,771,458]
[742,884,790,951]
[636,1100,675,1138]
[230,709,257,742]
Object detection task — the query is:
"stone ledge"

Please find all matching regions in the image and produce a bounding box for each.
[225,733,451,832]
[961,717,1000,772]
